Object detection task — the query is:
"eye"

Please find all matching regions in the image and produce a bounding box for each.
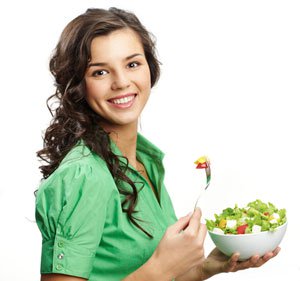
[127,61,140,68]
[92,69,109,77]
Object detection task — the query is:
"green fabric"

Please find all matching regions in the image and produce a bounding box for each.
[35,134,177,280]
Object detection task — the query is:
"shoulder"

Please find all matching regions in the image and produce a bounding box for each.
[60,140,107,169]
[35,143,115,277]
[36,141,115,202]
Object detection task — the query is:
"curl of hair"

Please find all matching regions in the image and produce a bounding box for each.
[37,8,161,238]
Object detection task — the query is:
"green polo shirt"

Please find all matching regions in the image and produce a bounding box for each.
[35,134,177,280]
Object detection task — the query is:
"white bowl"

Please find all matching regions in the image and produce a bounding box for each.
[208,222,287,261]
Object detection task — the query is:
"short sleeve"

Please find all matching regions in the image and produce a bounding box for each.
[35,160,113,278]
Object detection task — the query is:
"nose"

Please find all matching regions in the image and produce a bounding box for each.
[111,70,130,91]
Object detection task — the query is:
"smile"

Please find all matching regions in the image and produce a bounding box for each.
[108,94,137,108]
[110,95,134,104]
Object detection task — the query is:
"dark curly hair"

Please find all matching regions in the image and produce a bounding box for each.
[37,7,161,238]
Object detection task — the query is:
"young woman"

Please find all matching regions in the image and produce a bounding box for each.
[35,7,280,281]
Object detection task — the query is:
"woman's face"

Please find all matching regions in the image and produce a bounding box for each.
[85,28,151,130]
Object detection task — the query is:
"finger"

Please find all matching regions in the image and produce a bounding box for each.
[265,247,280,260]
[227,254,258,272]
[238,255,260,270]
[256,250,276,266]
[273,247,281,257]
[262,252,273,262]
[227,247,281,272]
[226,253,239,272]
[168,212,192,234]
[249,255,260,266]
[254,247,281,267]
[185,207,202,233]
[230,253,240,264]
[198,223,207,243]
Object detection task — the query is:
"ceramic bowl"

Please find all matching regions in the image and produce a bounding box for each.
[208,222,287,261]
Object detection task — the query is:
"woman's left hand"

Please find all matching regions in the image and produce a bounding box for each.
[200,247,281,279]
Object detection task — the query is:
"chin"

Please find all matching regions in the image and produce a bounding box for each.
[103,116,139,128]
[113,113,140,125]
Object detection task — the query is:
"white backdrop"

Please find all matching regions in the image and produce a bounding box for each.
[0,0,299,280]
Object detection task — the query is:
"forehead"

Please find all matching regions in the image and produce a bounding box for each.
[90,28,144,61]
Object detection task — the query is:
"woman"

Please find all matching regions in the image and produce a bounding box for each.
[35,7,280,281]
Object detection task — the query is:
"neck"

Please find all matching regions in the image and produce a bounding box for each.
[102,122,139,168]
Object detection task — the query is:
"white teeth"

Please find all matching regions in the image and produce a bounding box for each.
[111,95,134,104]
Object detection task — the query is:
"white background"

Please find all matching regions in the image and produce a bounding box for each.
[0,0,299,280]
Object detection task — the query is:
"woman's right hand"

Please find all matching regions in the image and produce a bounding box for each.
[149,208,207,280]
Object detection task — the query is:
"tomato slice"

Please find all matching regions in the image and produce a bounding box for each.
[237,224,248,234]
[196,162,208,169]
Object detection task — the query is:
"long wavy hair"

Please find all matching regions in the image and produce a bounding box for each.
[37,7,160,238]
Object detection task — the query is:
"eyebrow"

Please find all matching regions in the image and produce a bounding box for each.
[88,53,144,68]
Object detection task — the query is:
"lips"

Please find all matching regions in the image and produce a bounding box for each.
[108,93,137,108]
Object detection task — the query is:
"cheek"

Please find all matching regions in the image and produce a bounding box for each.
[138,68,152,91]
[85,80,107,103]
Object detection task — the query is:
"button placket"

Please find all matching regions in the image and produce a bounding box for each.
[57,253,65,260]
[54,238,66,272]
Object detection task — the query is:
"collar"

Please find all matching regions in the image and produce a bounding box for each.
[110,133,164,164]
[64,133,164,165]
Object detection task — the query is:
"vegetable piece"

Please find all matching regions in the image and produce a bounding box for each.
[196,162,208,169]
[237,224,248,234]
[252,225,262,233]
[206,199,287,235]
[226,220,237,229]
[218,219,227,229]
[213,228,224,234]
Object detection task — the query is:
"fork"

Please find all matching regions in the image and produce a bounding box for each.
[194,181,210,209]
[193,156,211,209]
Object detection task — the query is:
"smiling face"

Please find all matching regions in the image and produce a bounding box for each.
[84,28,151,131]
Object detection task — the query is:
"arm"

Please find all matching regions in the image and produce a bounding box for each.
[40,209,206,281]
[36,162,111,281]
[41,209,206,281]
[121,256,170,281]
[39,260,163,281]
[40,257,170,281]
[175,247,281,281]
[40,252,179,281]
[199,247,281,279]
[123,208,206,281]
[41,274,86,281]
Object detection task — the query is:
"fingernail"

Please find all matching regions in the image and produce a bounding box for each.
[253,255,260,262]
[186,211,192,217]
[233,253,240,261]
[194,207,202,216]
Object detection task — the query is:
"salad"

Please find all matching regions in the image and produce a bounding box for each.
[206,199,287,235]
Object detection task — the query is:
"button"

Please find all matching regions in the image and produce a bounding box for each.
[58,241,64,248]
[57,253,64,260]
[56,264,63,271]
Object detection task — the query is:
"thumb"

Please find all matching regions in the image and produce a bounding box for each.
[168,212,192,234]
